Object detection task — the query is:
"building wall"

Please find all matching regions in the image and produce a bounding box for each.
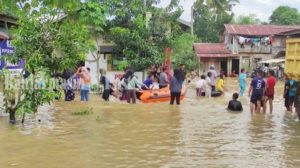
[85,51,108,84]
[225,34,287,72]
[200,58,238,76]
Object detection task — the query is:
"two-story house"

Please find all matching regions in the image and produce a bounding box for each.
[194,24,300,76]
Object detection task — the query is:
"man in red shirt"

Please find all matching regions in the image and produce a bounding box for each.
[264,70,276,113]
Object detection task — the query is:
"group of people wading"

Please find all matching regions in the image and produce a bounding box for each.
[61,64,300,121]
[62,64,186,105]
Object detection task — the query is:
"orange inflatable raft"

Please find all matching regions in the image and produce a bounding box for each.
[137,85,187,103]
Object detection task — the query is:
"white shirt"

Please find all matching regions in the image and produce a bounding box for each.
[196,79,205,89]
[205,77,211,91]
[150,82,160,90]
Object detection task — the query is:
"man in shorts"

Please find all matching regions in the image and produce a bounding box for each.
[248,70,266,114]
[264,70,276,114]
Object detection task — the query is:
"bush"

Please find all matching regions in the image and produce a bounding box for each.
[91,84,103,94]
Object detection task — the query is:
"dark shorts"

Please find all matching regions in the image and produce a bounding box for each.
[251,94,262,104]
[289,96,295,106]
[267,94,274,100]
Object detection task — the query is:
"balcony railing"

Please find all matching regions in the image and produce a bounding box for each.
[237,44,272,54]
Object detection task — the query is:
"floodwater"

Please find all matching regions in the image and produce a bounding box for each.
[1,78,300,168]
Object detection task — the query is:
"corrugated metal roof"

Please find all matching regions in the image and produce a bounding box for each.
[193,43,237,58]
[224,24,300,36]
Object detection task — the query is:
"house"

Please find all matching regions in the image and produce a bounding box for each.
[193,43,238,75]
[223,24,300,72]
[0,14,17,39]
[85,19,193,84]
[194,24,300,76]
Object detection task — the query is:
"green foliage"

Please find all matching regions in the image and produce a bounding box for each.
[270,6,300,25]
[2,69,60,116]
[171,33,198,71]
[72,108,94,115]
[204,0,239,14]
[194,1,236,42]
[91,84,102,94]
[104,0,183,71]
[1,0,107,122]
[234,14,261,25]
[117,60,129,71]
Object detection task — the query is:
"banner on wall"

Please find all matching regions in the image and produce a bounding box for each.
[0,39,24,75]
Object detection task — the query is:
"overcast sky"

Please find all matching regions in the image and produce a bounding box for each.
[159,0,300,22]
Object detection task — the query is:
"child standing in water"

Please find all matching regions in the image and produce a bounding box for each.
[195,75,206,96]
[216,75,224,94]
[206,72,212,98]
[239,68,247,96]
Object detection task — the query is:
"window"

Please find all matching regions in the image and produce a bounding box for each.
[111,53,125,71]
[0,21,5,28]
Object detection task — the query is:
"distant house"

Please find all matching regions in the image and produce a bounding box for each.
[85,19,193,84]
[194,24,300,76]
[193,43,238,75]
[0,14,17,39]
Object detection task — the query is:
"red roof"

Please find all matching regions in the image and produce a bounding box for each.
[224,24,300,36]
[193,43,237,58]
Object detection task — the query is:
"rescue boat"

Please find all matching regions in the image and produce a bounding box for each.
[137,85,187,103]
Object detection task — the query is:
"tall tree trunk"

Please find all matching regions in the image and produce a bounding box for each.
[21,112,26,124]
[9,109,16,124]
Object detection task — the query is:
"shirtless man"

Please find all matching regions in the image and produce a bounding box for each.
[77,67,91,101]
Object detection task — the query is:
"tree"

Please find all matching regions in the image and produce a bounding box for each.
[205,0,239,15]
[234,14,261,25]
[270,6,300,25]
[1,0,107,124]
[193,0,236,42]
[103,0,183,71]
[171,33,198,71]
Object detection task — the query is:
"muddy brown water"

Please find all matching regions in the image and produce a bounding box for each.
[0,78,300,168]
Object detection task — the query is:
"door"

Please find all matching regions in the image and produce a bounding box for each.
[220,60,228,77]
[232,59,240,76]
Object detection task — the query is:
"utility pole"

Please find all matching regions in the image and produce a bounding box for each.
[191,4,194,35]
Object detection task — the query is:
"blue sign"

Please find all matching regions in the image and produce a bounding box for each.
[0,39,24,71]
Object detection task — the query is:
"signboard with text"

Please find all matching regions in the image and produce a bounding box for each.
[0,40,24,75]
